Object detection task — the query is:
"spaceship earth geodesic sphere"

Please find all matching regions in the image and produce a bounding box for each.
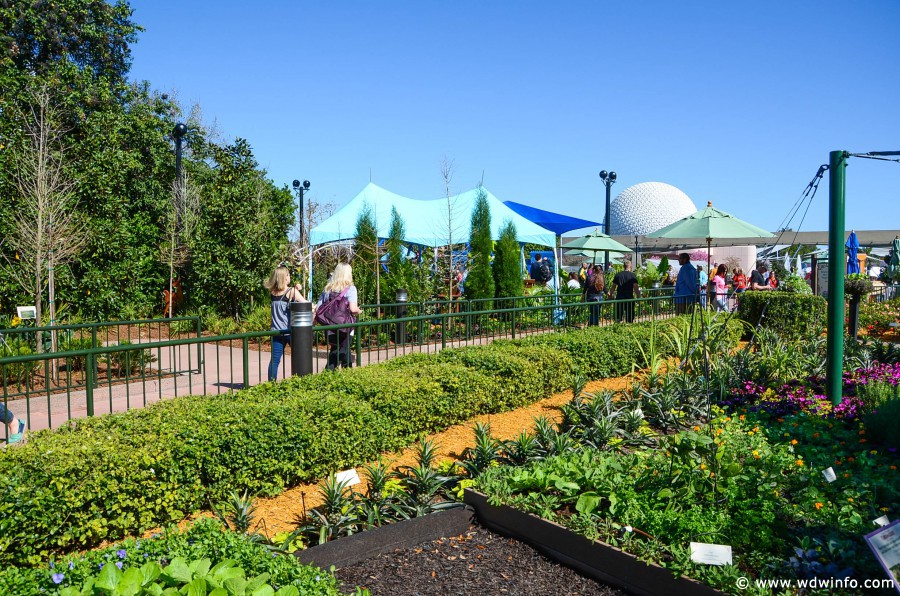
[609,182,697,236]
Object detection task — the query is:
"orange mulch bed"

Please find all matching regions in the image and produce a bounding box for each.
[251,375,634,538]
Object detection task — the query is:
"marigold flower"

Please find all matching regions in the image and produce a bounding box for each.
[796,459,804,466]
[848,497,854,502]
[891,466,897,471]
[815,502,823,510]
[790,439,798,445]
[700,463,707,470]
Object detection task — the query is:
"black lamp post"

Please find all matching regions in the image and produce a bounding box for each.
[292,179,311,245]
[172,123,187,228]
[599,170,617,269]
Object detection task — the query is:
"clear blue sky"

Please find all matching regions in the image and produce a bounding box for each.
[129,0,899,236]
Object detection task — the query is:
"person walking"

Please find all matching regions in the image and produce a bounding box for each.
[674,253,698,315]
[712,264,729,311]
[610,260,640,323]
[697,265,708,308]
[264,265,307,382]
[316,263,362,370]
[585,265,605,326]
[1,403,25,446]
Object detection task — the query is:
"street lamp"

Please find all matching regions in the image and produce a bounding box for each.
[173,123,187,229]
[599,170,617,269]
[292,179,311,245]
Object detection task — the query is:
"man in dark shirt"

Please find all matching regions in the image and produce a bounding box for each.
[610,260,641,323]
[749,262,772,291]
[529,254,543,284]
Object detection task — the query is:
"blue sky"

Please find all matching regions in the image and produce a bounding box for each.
[129,0,899,236]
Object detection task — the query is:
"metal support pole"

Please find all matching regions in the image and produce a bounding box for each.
[604,182,611,269]
[290,302,313,377]
[826,150,847,405]
[396,288,408,347]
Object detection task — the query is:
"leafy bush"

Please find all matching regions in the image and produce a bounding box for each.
[0,316,706,566]
[103,340,157,376]
[865,394,900,450]
[778,274,812,294]
[59,337,95,371]
[0,336,38,385]
[0,518,343,595]
[737,291,826,339]
[858,301,899,336]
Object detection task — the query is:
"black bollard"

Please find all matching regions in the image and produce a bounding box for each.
[291,301,313,376]
[396,288,408,347]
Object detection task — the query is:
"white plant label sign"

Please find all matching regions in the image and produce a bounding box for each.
[873,515,890,528]
[822,467,837,483]
[335,468,361,487]
[690,542,733,566]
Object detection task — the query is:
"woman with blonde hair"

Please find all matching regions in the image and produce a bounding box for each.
[316,263,362,370]
[264,265,307,381]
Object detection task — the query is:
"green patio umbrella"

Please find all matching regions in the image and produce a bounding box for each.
[561,230,632,265]
[646,201,774,272]
[565,249,627,263]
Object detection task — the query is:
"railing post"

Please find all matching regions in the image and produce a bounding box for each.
[85,352,95,417]
[511,307,516,339]
[290,302,313,377]
[90,327,98,390]
[418,301,425,346]
[441,316,447,349]
[396,289,408,347]
[196,316,203,374]
[242,336,250,388]
[355,330,362,367]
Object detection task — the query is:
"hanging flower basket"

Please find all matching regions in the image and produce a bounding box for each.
[844,274,872,298]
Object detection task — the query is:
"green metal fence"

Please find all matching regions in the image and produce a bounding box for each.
[1,295,680,438]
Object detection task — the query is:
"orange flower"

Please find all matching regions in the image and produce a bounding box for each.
[891,466,897,471]
[796,459,804,467]
[790,439,798,445]
[815,502,823,510]
[848,457,855,462]
[859,439,867,444]
[813,433,820,438]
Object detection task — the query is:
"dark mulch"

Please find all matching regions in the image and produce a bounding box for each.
[333,526,625,596]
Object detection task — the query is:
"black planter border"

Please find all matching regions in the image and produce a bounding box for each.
[293,506,474,569]
[464,490,725,596]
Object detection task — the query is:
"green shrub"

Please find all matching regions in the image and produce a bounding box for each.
[864,393,900,450]
[736,291,826,339]
[0,315,705,566]
[59,337,95,371]
[103,340,157,376]
[0,518,342,595]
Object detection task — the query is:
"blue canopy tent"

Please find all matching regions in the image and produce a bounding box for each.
[503,201,602,312]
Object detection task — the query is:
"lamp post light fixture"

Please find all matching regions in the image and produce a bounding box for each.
[172,123,187,228]
[599,170,617,269]
[293,179,311,245]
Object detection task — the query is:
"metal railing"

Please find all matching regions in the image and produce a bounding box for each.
[1,295,679,437]
[0,316,202,403]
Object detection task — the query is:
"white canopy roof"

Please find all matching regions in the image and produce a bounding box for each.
[309,183,557,248]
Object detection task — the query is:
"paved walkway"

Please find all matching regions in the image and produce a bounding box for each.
[8,330,524,432]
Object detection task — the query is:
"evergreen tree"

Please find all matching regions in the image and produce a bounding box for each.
[465,188,494,305]
[493,220,523,301]
[353,204,378,305]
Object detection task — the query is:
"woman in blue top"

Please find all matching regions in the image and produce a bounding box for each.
[264,266,307,382]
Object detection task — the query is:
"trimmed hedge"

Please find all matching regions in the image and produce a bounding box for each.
[736,291,826,339]
[0,316,730,565]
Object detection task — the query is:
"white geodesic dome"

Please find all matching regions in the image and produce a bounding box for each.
[610,182,697,236]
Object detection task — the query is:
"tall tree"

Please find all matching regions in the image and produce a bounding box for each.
[352,204,378,305]
[1,88,88,352]
[493,220,523,300]
[465,188,494,304]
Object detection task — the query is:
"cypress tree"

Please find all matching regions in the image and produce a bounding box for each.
[493,220,523,301]
[465,188,495,305]
[353,204,378,305]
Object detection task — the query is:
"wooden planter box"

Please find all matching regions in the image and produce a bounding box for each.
[293,506,474,569]
[464,490,725,596]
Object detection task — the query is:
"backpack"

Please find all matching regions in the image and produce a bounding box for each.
[314,288,355,331]
[539,262,551,282]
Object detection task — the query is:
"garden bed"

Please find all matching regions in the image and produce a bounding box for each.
[332,525,624,596]
[464,490,723,596]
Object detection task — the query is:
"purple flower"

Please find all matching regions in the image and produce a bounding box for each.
[68,561,74,570]
[98,563,104,570]
[49,561,55,569]
[52,573,64,585]
[115,561,123,570]
[116,549,127,560]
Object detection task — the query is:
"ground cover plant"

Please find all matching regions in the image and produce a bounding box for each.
[460,322,900,594]
[0,315,740,567]
[0,518,350,595]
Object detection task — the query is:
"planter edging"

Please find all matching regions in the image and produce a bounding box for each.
[293,506,474,569]
[464,489,725,596]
